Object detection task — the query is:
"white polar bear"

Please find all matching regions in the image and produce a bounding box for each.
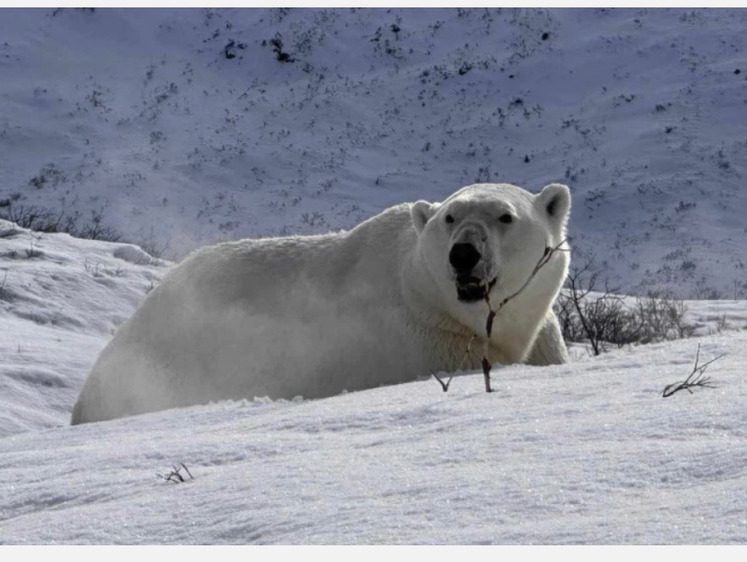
[72,183,571,424]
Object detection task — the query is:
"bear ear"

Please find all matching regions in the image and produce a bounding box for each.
[536,183,571,225]
[411,200,437,235]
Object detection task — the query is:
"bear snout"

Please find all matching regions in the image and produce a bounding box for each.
[449,242,482,272]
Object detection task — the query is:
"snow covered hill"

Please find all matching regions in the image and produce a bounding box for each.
[1,217,747,545]
[0,219,166,436]
[2,324,747,544]
[1,7,746,297]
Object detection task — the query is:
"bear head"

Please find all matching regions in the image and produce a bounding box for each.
[410,183,571,314]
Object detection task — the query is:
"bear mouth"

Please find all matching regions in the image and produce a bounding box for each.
[455,275,497,303]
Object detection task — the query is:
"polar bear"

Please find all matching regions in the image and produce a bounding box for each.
[71,182,571,424]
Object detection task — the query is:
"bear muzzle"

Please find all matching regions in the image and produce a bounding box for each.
[448,227,497,302]
[450,244,496,302]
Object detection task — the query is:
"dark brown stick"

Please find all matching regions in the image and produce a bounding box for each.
[479,239,568,393]
[662,344,724,397]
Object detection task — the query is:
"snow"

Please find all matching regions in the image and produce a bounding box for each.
[1,221,747,545]
[0,219,165,437]
[2,6,747,546]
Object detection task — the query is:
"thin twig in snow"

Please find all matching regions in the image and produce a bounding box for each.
[433,334,478,391]
[157,462,194,484]
[662,344,724,398]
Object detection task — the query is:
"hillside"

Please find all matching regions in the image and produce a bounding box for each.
[1,7,745,296]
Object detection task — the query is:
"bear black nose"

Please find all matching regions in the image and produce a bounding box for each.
[449,243,481,271]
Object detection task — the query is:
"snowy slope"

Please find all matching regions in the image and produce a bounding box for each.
[1,220,747,545]
[1,7,746,297]
[1,331,746,544]
[0,219,166,436]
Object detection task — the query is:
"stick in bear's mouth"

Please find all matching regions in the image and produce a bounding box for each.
[434,240,569,394]
[479,241,569,392]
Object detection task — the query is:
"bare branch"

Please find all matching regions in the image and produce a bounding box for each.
[662,344,724,398]
[494,240,570,311]
[432,334,477,391]
[157,463,195,484]
[480,240,568,393]
[432,371,453,392]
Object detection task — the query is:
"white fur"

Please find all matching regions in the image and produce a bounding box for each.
[72,183,571,424]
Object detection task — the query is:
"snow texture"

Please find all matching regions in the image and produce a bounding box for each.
[1,218,747,545]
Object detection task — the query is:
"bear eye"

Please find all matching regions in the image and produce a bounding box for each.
[445,214,455,224]
[499,213,513,224]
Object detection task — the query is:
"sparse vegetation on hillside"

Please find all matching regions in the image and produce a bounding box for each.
[1,7,745,294]
[0,203,121,243]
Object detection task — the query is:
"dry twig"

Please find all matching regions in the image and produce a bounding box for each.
[662,344,724,398]
[480,240,568,392]
[432,334,478,391]
[433,239,568,393]
[157,462,194,484]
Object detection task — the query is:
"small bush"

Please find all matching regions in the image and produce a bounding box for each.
[0,203,121,242]
[268,33,294,63]
[0,204,68,233]
[557,260,695,354]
